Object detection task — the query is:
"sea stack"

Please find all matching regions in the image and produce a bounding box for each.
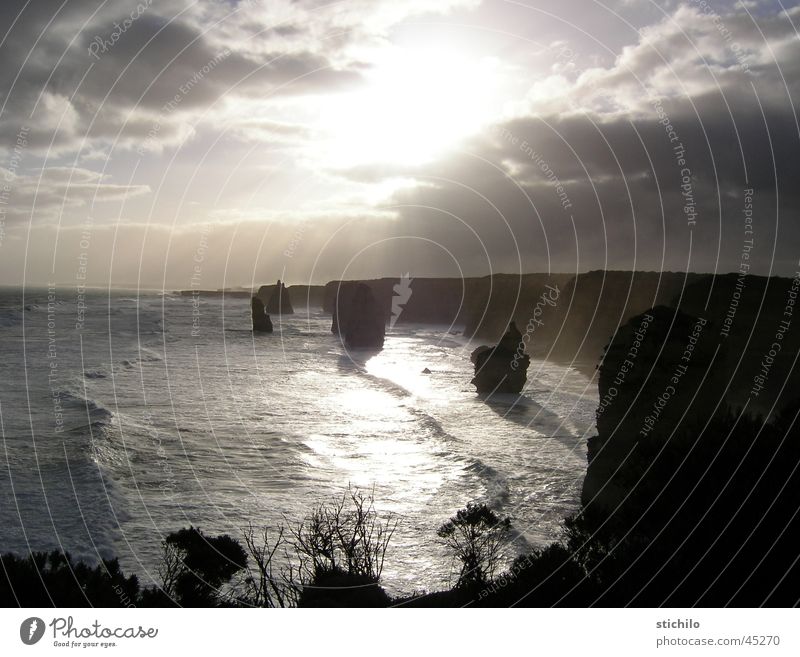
[251,296,273,332]
[470,322,528,394]
[265,280,294,315]
[333,282,385,349]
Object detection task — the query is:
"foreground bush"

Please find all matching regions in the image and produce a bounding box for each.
[0,551,140,607]
[437,502,511,590]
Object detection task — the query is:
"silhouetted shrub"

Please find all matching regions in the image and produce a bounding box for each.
[437,502,511,590]
[292,486,396,606]
[498,544,591,606]
[0,551,139,607]
[297,569,392,607]
[154,527,247,607]
[236,524,299,608]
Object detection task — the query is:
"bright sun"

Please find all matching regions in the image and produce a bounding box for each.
[318,45,500,168]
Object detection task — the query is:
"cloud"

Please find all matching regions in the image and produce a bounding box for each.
[523,3,800,118]
[2,0,798,285]
[224,116,312,144]
[342,3,800,276]
[1,167,150,223]
[0,0,479,158]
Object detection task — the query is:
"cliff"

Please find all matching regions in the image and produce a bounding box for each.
[286,285,325,308]
[264,280,294,315]
[583,272,800,523]
[461,273,573,341]
[256,283,325,309]
[536,271,704,365]
[673,273,800,413]
[324,277,470,326]
[253,271,799,380]
[582,305,720,515]
[319,271,702,371]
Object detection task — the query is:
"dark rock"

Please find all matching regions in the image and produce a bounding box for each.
[265,280,294,315]
[571,291,800,605]
[470,322,529,394]
[582,306,717,515]
[422,367,432,374]
[332,282,385,349]
[251,297,273,333]
[583,273,800,520]
[330,282,356,335]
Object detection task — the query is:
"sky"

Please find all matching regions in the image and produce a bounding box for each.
[0,0,798,289]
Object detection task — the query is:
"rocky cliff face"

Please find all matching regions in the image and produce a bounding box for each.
[582,305,719,515]
[674,273,800,413]
[255,270,797,376]
[461,274,573,342]
[286,285,325,308]
[257,283,325,310]
[324,277,470,327]
[537,271,704,365]
[574,275,800,605]
[582,272,800,522]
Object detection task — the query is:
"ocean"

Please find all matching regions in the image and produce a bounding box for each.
[0,287,597,595]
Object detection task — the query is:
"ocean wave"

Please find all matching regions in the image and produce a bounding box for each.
[84,370,107,379]
[0,309,21,327]
[56,389,114,432]
[111,346,163,373]
[405,407,461,444]
[138,347,163,362]
[466,459,511,510]
[345,358,413,398]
